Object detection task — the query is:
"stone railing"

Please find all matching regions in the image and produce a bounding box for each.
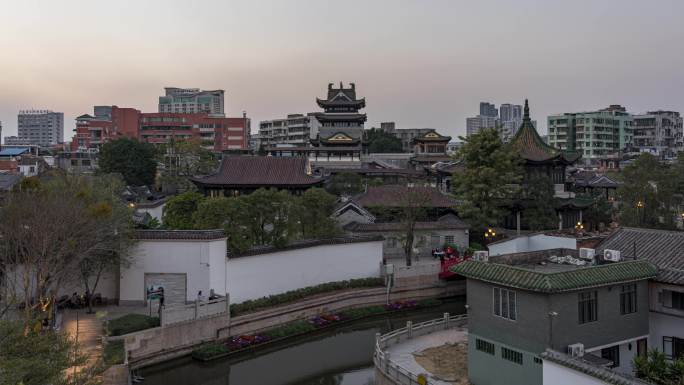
[374,313,468,385]
[161,297,229,327]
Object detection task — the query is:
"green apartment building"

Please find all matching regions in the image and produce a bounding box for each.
[547,105,632,164]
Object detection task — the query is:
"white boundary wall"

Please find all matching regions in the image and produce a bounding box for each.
[226,240,383,304]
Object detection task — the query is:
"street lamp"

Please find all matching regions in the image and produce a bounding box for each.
[484,228,496,239]
[128,202,136,209]
[575,221,584,231]
[636,201,644,225]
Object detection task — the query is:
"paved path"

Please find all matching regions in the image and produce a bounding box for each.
[62,310,103,366]
[386,328,468,385]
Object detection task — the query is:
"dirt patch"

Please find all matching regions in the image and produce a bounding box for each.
[413,342,469,384]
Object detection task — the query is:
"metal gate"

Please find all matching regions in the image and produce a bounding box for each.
[144,273,187,306]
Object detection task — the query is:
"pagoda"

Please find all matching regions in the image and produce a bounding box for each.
[308,82,367,169]
[506,100,591,230]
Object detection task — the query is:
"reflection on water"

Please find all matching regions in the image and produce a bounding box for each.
[141,298,465,385]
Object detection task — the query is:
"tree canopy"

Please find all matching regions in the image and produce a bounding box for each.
[162,191,206,230]
[521,175,558,231]
[326,172,365,196]
[617,153,682,229]
[99,138,157,186]
[453,128,522,232]
[365,128,404,153]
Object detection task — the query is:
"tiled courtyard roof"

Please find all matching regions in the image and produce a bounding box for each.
[192,156,323,188]
[354,185,458,208]
[451,259,656,293]
[596,227,684,284]
[230,235,383,258]
[345,213,469,232]
[509,100,581,164]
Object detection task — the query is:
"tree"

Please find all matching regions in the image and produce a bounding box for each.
[633,349,684,385]
[365,127,403,153]
[193,197,254,254]
[326,172,365,196]
[163,191,206,230]
[293,188,339,239]
[453,128,522,232]
[397,188,429,267]
[521,175,558,231]
[0,175,134,324]
[578,192,614,231]
[241,189,296,248]
[617,153,681,229]
[99,138,157,186]
[157,138,217,194]
[0,320,101,385]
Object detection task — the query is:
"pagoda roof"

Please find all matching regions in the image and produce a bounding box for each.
[509,100,581,164]
[411,130,452,144]
[316,82,366,109]
[315,113,367,123]
[313,131,362,146]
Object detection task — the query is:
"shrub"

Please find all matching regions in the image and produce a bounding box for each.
[262,321,316,339]
[417,298,443,308]
[192,342,228,361]
[107,314,160,336]
[230,278,384,316]
[103,340,125,366]
[339,306,387,319]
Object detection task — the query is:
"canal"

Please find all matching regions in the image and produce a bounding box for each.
[140,297,465,385]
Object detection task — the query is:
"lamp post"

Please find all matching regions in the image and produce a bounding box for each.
[484,228,496,243]
[636,201,644,226]
[548,311,558,349]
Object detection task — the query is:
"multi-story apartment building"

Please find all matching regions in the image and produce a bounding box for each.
[17,110,64,146]
[547,105,633,164]
[257,113,321,148]
[631,110,683,158]
[455,251,656,385]
[500,103,522,122]
[158,87,225,116]
[466,115,498,137]
[480,101,498,117]
[71,106,249,152]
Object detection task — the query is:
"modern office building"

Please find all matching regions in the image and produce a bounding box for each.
[466,115,498,137]
[17,110,64,146]
[257,113,321,148]
[631,110,683,158]
[158,87,225,116]
[500,103,522,122]
[480,102,498,118]
[547,105,633,163]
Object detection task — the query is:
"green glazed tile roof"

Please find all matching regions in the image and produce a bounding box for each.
[451,259,657,293]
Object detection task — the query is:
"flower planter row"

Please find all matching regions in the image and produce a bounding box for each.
[191,299,441,362]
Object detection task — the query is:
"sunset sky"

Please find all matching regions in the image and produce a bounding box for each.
[1,0,683,142]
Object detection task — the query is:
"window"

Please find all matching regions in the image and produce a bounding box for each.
[578,291,598,324]
[476,339,495,355]
[662,290,684,310]
[444,235,455,244]
[620,284,637,314]
[493,287,517,321]
[533,357,543,365]
[601,345,620,368]
[502,347,523,365]
[663,337,684,360]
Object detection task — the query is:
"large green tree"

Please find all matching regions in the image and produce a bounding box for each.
[453,128,522,232]
[617,153,681,229]
[163,191,206,229]
[293,188,340,239]
[99,138,157,186]
[633,349,684,385]
[326,172,365,196]
[193,197,254,253]
[157,138,217,194]
[365,127,403,153]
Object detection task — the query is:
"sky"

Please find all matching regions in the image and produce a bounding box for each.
[1,0,684,142]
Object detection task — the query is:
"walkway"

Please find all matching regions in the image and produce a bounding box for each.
[62,310,103,367]
[385,328,468,385]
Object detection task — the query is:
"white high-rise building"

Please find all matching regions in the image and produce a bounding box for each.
[258,113,322,148]
[158,87,225,116]
[17,110,64,146]
[466,115,499,136]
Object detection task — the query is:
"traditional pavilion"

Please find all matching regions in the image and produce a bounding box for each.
[505,100,592,229]
[409,130,453,169]
[191,156,323,196]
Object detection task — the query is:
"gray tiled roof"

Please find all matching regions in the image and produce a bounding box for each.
[596,227,684,284]
[542,350,650,385]
[0,174,21,190]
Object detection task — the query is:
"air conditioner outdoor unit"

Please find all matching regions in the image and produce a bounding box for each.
[568,343,585,358]
[604,249,621,262]
[473,251,489,262]
[579,248,596,260]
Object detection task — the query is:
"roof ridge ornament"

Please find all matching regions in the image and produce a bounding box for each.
[524,99,530,120]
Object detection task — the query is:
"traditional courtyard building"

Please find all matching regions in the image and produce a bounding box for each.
[191,156,323,196]
[409,130,453,169]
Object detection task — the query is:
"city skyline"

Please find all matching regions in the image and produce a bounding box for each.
[1,0,684,142]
